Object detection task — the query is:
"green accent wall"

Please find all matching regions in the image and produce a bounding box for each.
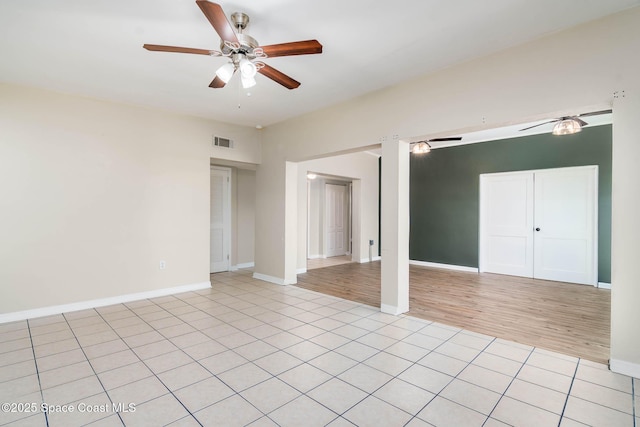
[409,125,612,283]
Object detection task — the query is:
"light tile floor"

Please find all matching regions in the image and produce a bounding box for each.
[0,269,637,427]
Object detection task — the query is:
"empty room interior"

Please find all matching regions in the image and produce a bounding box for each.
[1,1,640,426]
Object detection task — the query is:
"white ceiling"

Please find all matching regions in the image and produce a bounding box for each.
[1,1,637,128]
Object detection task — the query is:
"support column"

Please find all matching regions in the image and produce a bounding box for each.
[610,88,640,377]
[283,161,298,285]
[380,139,410,315]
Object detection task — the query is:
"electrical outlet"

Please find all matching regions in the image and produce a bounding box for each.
[159,261,166,270]
[369,240,374,246]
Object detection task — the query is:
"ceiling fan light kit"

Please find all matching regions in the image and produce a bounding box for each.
[215,62,235,83]
[412,142,431,154]
[142,1,323,90]
[410,136,463,154]
[552,118,583,135]
[518,109,611,135]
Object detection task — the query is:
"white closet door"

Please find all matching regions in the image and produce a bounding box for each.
[533,167,597,285]
[480,172,535,277]
[480,166,597,286]
[210,168,230,273]
[325,184,348,257]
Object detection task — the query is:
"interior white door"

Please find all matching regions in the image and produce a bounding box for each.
[210,168,230,273]
[480,172,535,277]
[533,167,597,285]
[480,166,597,286]
[325,184,348,257]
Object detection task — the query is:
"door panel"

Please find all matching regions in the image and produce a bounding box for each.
[210,168,230,273]
[480,173,534,277]
[533,168,596,285]
[325,184,348,257]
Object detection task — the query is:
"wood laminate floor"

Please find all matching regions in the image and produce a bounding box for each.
[295,261,611,363]
[306,255,353,270]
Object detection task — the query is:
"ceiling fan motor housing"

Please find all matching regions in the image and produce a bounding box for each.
[221,34,260,57]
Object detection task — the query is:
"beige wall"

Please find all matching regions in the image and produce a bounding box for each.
[255,8,640,373]
[0,84,259,314]
[236,168,256,266]
[307,179,322,258]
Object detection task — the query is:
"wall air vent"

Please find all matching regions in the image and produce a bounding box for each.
[213,136,233,148]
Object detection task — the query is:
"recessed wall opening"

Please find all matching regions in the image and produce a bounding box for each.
[306,173,353,270]
[210,159,258,274]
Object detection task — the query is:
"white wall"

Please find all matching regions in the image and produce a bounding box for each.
[236,168,256,266]
[255,8,640,373]
[0,83,260,315]
[307,179,322,259]
[297,152,380,271]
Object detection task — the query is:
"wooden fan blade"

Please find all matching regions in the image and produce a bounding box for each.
[573,117,588,127]
[519,120,557,131]
[260,40,323,58]
[258,64,300,89]
[209,75,227,88]
[143,44,217,56]
[196,0,238,44]
[578,109,612,118]
[429,137,462,142]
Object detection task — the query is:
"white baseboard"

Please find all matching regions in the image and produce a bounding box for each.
[410,260,479,273]
[307,255,323,260]
[360,256,381,263]
[253,272,297,286]
[380,303,408,316]
[609,358,640,379]
[230,262,255,271]
[598,282,612,289]
[0,281,212,324]
[297,268,307,274]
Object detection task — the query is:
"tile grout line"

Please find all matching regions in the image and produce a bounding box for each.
[482,343,536,426]
[200,280,372,425]
[61,311,126,427]
[122,286,349,423]
[200,281,419,424]
[632,377,636,427]
[26,319,49,427]
[429,332,501,426]
[205,284,559,426]
[92,302,228,426]
[396,328,499,426]
[556,356,581,427]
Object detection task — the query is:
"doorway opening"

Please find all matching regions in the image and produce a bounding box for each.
[306,174,354,271]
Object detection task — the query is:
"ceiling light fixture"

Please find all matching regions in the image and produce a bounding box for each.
[412,142,431,154]
[239,57,257,78]
[552,118,583,135]
[215,62,235,83]
[307,173,317,180]
[241,73,256,88]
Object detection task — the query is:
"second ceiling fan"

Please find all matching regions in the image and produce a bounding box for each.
[143,0,323,90]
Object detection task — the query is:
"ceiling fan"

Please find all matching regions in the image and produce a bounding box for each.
[519,109,612,135]
[143,0,323,90]
[412,137,463,154]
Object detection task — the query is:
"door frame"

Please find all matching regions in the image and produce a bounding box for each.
[210,166,232,273]
[479,165,598,285]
